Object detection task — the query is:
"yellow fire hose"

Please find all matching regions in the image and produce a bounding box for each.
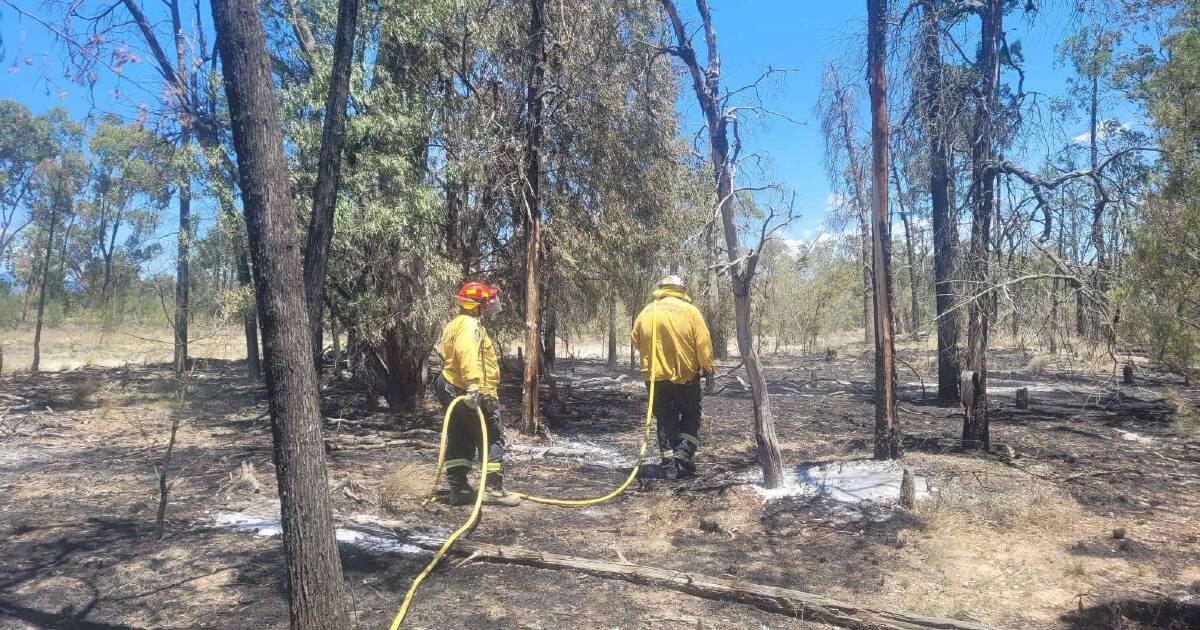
[390,305,660,628]
[388,395,489,630]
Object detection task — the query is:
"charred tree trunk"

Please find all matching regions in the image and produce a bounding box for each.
[210,1,352,626]
[542,300,556,369]
[521,0,546,436]
[365,326,427,411]
[662,0,784,488]
[868,0,900,460]
[303,0,360,369]
[237,248,261,380]
[921,0,960,402]
[963,0,1001,452]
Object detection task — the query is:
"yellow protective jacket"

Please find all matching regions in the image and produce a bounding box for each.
[631,288,715,384]
[440,313,500,397]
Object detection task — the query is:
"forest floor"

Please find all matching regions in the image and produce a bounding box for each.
[1,334,1199,629]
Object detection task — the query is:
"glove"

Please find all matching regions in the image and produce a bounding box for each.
[704,371,716,394]
[463,385,481,410]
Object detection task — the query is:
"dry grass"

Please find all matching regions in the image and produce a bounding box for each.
[1026,353,1055,376]
[379,463,437,514]
[1166,387,1200,439]
[875,455,1163,627]
[0,322,247,374]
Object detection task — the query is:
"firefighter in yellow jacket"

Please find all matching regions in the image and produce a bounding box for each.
[631,275,715,479]
[434,281,519,506]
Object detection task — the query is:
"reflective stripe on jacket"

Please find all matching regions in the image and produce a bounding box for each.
[440,313,500,397]
[630,288,715,384]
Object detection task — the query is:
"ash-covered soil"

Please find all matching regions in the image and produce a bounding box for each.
[1,344,1197,629]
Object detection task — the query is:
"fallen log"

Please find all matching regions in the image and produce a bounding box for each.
[325,438,435,451]
[345,518,1000,630]
[431,539,999,630]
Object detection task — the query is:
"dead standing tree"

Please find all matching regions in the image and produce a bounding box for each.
[867,0,900,459]
[963,0,1002,451]
[660,0,785,488]
[522,0,548,436]
[210,0,352,626]
[818,66,874,350]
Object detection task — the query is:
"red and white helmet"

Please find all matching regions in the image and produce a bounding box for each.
[455,281,500,312]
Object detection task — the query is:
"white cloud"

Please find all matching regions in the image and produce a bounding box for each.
[1072,119,1131,145]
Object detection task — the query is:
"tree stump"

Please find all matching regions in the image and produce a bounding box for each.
[1123,364,1134,385]
[1016,387,1029,410]
[900,468,916,510]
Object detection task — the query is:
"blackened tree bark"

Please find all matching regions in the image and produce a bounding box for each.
[303,0,360,368]
[868,0,900,460]
[210,0,352,626]
[236,247,261,380]
[662,0,784,488]
[921,0,960,403]
[963,0,1002,451]
[521,0,547,436]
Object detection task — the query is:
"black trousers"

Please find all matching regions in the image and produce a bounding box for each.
[648,377,702,464]
[434,375,505,478]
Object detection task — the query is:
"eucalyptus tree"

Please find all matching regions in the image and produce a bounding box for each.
[209,0,353,625]
[26,114,86,372]
[83,117,171,308]
[0,101,61,266]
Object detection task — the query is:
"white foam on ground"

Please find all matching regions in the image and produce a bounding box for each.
[209,511,426,555]
[750,460,929,507]
[1120,431,1155,444]
[507,439,634,468]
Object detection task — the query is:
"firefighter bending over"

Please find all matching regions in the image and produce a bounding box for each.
[631,275,716,480]
[434,281,520,506]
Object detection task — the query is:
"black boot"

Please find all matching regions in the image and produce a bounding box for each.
[638,459,673,481]
[484,472,521,506]
[446,469,476,506]
[673,454,696,480]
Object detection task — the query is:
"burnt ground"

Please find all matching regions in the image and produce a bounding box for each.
[1,344,1198,629]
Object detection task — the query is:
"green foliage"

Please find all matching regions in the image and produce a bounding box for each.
[1122,0,1200,378]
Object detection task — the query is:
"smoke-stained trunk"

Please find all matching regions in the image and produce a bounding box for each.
[921,0,960,402]
[963,0,1001,451]
[210,0,352,626]
[868,0,899,460]
[303,0,360,368]
[236,248,260,380]
[521,0,547,436]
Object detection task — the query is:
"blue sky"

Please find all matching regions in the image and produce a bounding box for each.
[1,0,1142,263]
